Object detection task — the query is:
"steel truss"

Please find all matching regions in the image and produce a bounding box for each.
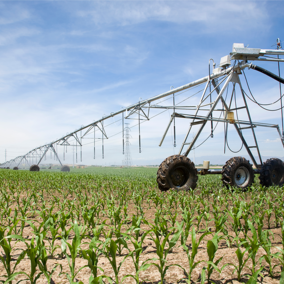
[1,44,284,169]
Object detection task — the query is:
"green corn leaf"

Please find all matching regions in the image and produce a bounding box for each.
[280,270,284,284]
[246,267,263,284]
[3,271,29,284]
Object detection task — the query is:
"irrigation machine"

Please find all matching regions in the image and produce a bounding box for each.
[2,41,284,190]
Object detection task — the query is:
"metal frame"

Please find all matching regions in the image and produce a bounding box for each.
[1,44,284,169]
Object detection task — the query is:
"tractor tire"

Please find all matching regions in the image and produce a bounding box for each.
[221,157,254,189]
[259,158,284,187]
[30,164,40,172]
[13,167,18,170]
[61,165,70,172]
[157,155,198,192]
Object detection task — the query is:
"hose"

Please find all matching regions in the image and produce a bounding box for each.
[250,64,284,84]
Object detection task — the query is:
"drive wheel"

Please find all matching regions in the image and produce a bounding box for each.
[13,167,18,170]
[222,157,254,189]
[61,165,70,172]
[259,158,284,187]
[157,155,198,191]
[30,164,40,172]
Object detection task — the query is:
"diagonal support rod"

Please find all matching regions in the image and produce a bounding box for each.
[183,71,234,156]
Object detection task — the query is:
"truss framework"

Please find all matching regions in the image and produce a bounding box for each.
[2,44,284,169]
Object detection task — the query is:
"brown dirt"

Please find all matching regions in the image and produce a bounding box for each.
[1,198,283,284]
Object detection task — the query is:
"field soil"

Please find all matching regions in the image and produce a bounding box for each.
[1,191,283,284]
[0,169,283,284]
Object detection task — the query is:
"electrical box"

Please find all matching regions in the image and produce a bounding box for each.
[203,160,210,170]
[213,67,221,75]
[232,43,245,52]
[220,55,231,69]
[225,111,235,123]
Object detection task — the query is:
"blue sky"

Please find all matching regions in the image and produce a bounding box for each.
[1,0,284,166]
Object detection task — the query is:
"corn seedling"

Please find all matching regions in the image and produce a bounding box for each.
[122,216,152,283]
[180,226,210,283]
[147,220,183,284]
[81,227,109,284]
[241,220,261,275]
[204,232,224,283]
[102,238,129,284]
[61,222,86,283]
[0,227,26,284]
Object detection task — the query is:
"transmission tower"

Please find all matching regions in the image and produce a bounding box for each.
[123,123,132,167]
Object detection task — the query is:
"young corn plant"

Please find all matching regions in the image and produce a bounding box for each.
[265,199,273,229]
[61,222,86,283]
[7,209,19,235]
[45,216,61,258]
[81,225,110,284]
[122,216,152,283]
[181,207,196,242]
[102,238,130,284]
[5,234,43,284]
[196,205,205,232]
[273,220,284,273]
[167,211,178,228]
[113,223,125,256]
[228,203,243,238]
[180,226,210,283]
[258,229,274,277]
[228,237,250,281]
[147,220,183,284]
[203,211,213,233]
[204,232,224,283]
[37,233,61,284]
[58,211,73,241]
[241,220,261,275]
[0,226,26,284]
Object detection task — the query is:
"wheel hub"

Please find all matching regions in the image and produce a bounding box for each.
[271,169,281,184]
[234,166,250,187]
[170,168,187,187]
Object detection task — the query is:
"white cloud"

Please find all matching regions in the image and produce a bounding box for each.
[77,1,269,32]
[265,138,281,143]
[0,4,30,25]
[0,27,40,46]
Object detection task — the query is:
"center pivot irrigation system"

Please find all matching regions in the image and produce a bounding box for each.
[2,41,284,190]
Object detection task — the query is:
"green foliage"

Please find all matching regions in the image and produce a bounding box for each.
[0,168,283,283]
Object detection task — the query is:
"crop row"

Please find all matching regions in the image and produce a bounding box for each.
[0,169,284,283]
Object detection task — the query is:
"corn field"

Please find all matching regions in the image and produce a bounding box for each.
[0,168,284,284]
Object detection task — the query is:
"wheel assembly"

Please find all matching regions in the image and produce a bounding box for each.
[61,165,70,172]
[13,167,18,170]
[30,164,40,172]
[259,158,284,187]
[157,155,198,191]
[221,156,254,189]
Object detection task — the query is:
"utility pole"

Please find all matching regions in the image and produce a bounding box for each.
[73,145,74,168]
[123,123,132,167]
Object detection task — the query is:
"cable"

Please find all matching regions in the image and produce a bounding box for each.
[225,85,244,153]
[243,70,284,107]
[243,89,284,111]
[81,88,204,147]
[191,81,231,151]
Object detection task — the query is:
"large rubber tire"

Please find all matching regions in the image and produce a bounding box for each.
[13,167,18,170]
[61,165,70,172]
[157,155,198,191]
[259,158,284,187]
[30,164,40,172]
[221,157,254,189]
